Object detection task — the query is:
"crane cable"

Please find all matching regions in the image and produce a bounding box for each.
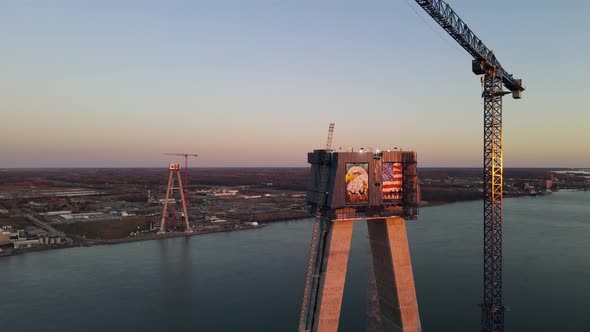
[400,0,465,55]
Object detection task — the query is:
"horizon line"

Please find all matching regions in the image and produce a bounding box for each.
[1,166,588,170]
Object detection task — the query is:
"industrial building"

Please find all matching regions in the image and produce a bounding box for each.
[0,229,11,247]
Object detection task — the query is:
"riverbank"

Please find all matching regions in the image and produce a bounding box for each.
[0,223,266,258]
[4,189,586,258]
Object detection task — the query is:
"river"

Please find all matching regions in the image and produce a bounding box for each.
[1,191,588,331]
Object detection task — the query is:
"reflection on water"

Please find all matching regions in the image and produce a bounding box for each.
[159,237,194,329]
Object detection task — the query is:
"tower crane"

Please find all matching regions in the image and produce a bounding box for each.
[163,153,198,194]
[299,123,334,332]
[413,1,525,331]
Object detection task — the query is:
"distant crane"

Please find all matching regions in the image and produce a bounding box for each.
[414,1,525,331]
[163,153,198,194]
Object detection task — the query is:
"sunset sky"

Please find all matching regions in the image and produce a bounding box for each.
[1,0,589,168]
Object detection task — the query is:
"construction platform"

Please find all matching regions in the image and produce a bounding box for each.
[300,149,422,332]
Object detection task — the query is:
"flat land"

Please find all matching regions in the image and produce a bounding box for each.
[1,167,587,256]
[52,216,151,240]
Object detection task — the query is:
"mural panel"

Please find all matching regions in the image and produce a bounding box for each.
[345,163,369,205]
[382,162,403,202]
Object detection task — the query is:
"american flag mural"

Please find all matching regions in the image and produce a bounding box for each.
[382,162,403,202]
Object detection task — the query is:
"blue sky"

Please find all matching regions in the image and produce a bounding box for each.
[1,0,588,167]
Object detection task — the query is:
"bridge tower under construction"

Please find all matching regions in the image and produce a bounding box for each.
[299,149,421,332]
[158,163,192,234]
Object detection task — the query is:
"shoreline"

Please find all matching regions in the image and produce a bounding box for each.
[2,190,585,258]
[0,224,267,258]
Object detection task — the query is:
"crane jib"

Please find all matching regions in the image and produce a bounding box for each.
[414,0,524,94]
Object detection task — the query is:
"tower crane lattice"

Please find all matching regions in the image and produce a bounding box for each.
[298,123,334,332]
[413,1,525,331]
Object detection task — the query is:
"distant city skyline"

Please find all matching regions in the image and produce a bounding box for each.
[2,0,589,168]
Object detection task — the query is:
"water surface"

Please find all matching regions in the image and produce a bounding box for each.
[1,191,588,331]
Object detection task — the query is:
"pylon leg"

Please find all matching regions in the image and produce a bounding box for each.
[176,170,192,233]
[367,217,421,332]
[158,170,175,234]
[315,220,354,332]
